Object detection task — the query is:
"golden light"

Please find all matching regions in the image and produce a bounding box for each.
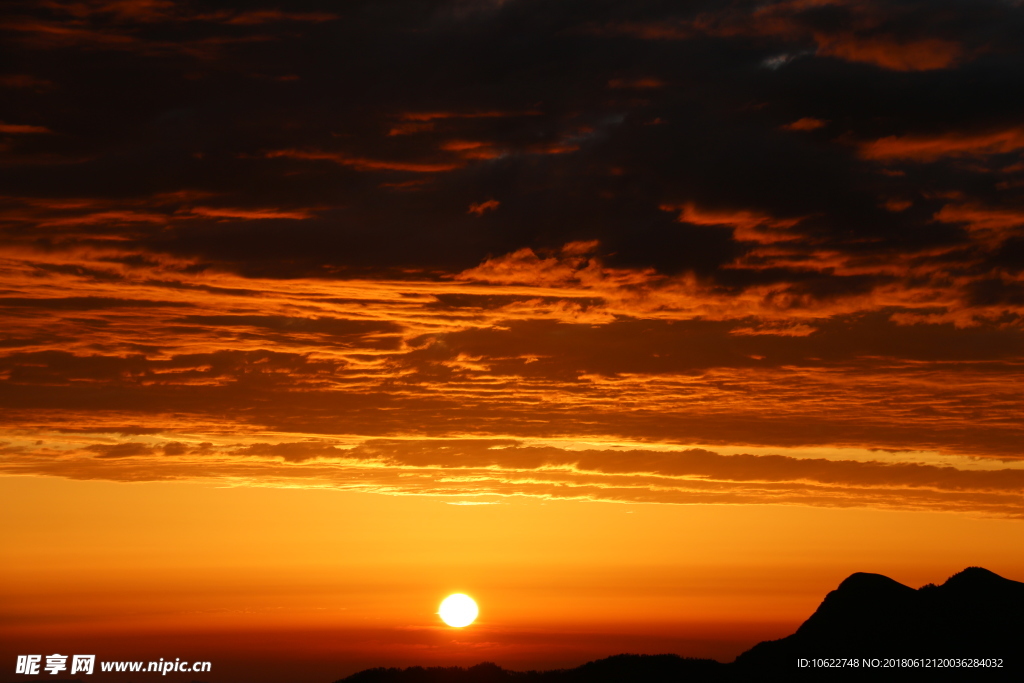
[438,593,478,628]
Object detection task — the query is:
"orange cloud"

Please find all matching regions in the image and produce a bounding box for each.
[860,128,1024,162]
[0,3,334,59]
[883,198,912,212]
[782,118,826,131]
[595,2,970,72]
[730,322,818,337]
[26,1,337,25]
[187,206,315,220]
[36,209,168,227]
[0,122,52,134]
[560,240,600,256]
[468,199,500,216]
[4,437,1024,517]
[661,202,803,243]
[455,247,591,287]
[0,194,323,255]
[527,142,580,155]
[266,149,462,172]
[2,212,1023,499]
[0,196,1011,330]
[815,34,962,71]
[442,140,504,160]
[932,203,1024,236]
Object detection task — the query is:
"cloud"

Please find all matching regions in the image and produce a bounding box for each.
[860,128,1024,161]
[468,199,500,215]
[0,122,52,134]
[932,203,1024,242]
[592,0,977,71]
[661,203,804,244]
[266,149,463,173]
[3,437,1024,517]
[454,243,607,286]
[2,0,1024,517]
[86,442,155,458]
[0,1,336,59]
[10,0,338,27]
[187,206,315,220]
[0,296,191,310]
[782,118,826,131]
[814,34,963,71]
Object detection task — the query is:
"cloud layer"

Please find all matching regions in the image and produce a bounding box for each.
[1,0,1023,516]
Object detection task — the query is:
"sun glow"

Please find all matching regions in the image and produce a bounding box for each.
[438,593,478,628]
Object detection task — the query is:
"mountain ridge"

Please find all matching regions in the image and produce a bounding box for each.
[336,567,1023,682]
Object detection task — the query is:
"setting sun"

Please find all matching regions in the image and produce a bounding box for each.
[438,594,479,628]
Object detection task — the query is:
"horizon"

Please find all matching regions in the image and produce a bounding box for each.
[2,1,1024,681]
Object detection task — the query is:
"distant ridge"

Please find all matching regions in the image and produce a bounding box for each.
[735,566,1024,678]
[336,568,1022,682]
[338,655,728,683]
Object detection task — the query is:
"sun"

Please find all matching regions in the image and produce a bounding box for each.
[438,593,478,627]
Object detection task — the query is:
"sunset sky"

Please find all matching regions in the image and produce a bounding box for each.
[2,0,1024,680]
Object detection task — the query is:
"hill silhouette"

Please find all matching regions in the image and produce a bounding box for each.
[336,567,1022,682]
[339,655,728,683]
[734,566,1023,679]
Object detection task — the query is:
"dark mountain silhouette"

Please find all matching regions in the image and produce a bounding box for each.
[339,655,728,683]
[336,567,1022,683]
[734,566,1024,679]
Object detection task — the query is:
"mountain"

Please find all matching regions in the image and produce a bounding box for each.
[734,566,1023,679]
[336,568,1023,683]
[340,655,728,683]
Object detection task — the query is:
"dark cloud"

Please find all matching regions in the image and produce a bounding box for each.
[179,314,400,334]
[0,0,1019,280]
[2,0,1024,504]
[86,441,155,458]
[0,296,192,310]
[232,441,352,462]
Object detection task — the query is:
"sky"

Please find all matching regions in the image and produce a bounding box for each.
[2,0,1024,680]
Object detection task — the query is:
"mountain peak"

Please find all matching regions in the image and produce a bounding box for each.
[735,566,1024,677]
[942,566,1011,589]
[835,571,915,595]
[792,571,915,638]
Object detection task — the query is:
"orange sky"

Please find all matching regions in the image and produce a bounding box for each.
[2,0,1024,680]
[3,475,1022,680]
